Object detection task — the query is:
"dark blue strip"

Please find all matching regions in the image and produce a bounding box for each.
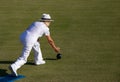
[0,75,25,82]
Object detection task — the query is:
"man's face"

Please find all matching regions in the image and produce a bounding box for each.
[45,21,51,27]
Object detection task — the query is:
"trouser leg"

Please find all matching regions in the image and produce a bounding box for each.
[32,41,45,65]
[11,45,33,70]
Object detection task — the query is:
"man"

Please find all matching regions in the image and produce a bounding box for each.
[9,13,60,76]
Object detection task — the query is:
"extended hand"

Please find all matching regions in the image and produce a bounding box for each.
[54,47,60,53]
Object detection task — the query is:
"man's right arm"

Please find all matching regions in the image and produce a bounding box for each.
[46,35,60,53]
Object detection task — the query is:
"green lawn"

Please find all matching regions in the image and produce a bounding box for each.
[0,0,120,82]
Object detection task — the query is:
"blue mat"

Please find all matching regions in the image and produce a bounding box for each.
[0,75,25,82]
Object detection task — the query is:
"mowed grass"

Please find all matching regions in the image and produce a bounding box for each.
[0,0,120,82]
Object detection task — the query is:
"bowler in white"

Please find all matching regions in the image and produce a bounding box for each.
[9,13,60,76]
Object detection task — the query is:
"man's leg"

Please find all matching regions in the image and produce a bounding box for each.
[32,41,45,65]
[9,45,32,76]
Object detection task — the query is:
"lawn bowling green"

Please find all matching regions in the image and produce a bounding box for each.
[0,0,120,82]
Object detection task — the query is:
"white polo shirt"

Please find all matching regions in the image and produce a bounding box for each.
[20,21,50,45]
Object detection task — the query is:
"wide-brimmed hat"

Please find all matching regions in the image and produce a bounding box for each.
[39,13,54,22]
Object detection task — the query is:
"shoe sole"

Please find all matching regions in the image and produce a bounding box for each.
[9,66,18,77]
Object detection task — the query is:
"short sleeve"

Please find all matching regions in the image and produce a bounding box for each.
[44,28,50,36]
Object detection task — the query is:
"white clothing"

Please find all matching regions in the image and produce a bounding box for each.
[11,22,50,70]
[20,22,50,45]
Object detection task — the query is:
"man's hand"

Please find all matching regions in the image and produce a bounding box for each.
[54,47,60,53]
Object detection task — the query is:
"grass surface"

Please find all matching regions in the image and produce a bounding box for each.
[0,0,120,82]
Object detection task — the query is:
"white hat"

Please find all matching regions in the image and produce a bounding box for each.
[39,13,54,22]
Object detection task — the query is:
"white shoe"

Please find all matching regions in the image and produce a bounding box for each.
[9,65,18,77]
[35,60,46,65]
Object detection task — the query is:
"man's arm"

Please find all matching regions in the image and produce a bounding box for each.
[46,35,60,53]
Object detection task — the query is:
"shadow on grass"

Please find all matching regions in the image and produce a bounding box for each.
[0,60,34,65]
[0,58,57,66]
[0,69,9,76]
[44,58,57,60]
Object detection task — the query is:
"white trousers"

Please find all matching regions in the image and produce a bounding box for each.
[11,41,44,70]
